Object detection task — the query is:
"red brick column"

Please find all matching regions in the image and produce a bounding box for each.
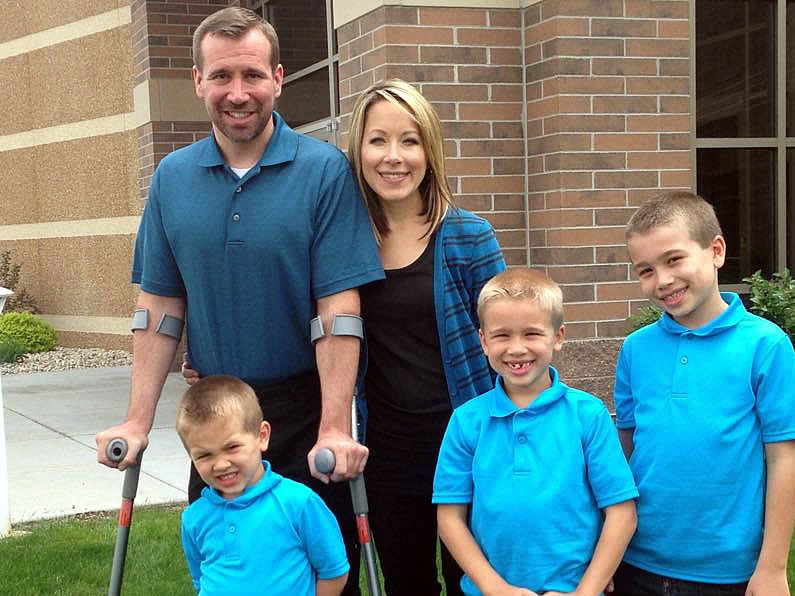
[132,0,228,202]
[523,0,691,400]
[337,5,527,265]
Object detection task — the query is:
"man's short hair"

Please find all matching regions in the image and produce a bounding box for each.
[626,191,723,249]
[192,7,280,73]
[176,375,263,440]
[477,268,564,329]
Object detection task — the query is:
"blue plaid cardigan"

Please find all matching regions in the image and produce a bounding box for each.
[356,207,505,434]
[433,207,506,407]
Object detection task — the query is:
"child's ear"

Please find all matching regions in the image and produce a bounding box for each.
[479,328,488,354]
[711,235,726,268]
[258,421,271,452]
[553,324,565,351]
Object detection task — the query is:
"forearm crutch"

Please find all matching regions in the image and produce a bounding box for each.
[105,438,144,596]
[315,402,381,596]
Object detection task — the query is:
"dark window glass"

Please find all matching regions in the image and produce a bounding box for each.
[277,67,331,128]
[697,148,776,282]
[266,0,329,75]
[788,1,795,135]
[696,0,776,137]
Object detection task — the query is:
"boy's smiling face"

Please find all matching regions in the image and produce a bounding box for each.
[628,218,727,329]
[479,296,564,407]
[183,416,270,500]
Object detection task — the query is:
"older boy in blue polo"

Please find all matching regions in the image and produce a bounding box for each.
[177,376,349,596]
[434,268,638,596]
[614,191,795,596]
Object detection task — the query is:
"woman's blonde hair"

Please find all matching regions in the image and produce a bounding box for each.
[348,79,454,243]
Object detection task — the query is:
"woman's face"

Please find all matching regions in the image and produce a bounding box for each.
[360,99,428,207]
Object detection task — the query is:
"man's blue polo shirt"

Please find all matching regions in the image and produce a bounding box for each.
[614,292,795,582]
[433,368,638,595]
[132,113,383,385]
[181,462,349,595]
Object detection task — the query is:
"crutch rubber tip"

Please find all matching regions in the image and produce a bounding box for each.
[315,448,336,474]
[107,438,128,463]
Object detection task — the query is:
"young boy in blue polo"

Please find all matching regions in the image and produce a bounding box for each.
[434,268,638,596]
[613,191,795,596]
[176,375,349,596]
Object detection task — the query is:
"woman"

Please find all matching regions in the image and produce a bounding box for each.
[185,80,505,595]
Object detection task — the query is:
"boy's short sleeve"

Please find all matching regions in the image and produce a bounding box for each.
[433,410,475,504]
[299,490,350,580]
[755,335,795,442]
[582,402,639,508]
[613,342,635,430]
[180,514,202,592]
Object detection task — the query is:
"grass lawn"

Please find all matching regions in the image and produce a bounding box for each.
[0,504,792,594]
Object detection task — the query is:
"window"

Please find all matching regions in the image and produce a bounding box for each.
[695,0,795,284]
[248,0,339,143]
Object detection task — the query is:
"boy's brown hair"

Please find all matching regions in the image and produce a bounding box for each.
[477,268,564,329]
[176,375,263,441]
[192,7,280,72]
[626,191,723,249]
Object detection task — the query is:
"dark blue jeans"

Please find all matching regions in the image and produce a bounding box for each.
[612,562,748,596]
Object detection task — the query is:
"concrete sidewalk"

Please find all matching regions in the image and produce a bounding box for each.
[1,367,189,524]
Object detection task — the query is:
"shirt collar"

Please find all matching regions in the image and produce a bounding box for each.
[488,366,567,418]
[200,460,281,507]
[658,292,746,337]
[196,111,298,169]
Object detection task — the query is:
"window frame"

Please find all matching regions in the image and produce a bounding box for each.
[691,0,795,290]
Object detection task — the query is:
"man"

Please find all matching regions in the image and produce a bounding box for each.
[96,8,383,594]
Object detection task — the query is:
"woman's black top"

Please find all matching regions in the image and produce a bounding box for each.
[360,232,452,494]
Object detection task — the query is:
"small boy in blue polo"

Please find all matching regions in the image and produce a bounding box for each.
[613,191,795,596]
[176,375,349,596]
[433,268,638,596]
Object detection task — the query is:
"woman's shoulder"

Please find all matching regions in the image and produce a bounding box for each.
[443,207,493,228]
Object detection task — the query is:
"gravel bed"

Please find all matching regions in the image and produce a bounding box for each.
[0,347,133,375]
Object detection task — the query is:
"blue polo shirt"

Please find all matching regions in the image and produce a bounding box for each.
[132,113,383,385]
[181,462,349,596]
[433,368,638,595]
[614,292,795,582]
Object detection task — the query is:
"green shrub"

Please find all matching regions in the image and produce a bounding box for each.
[0,312,56,353]
[743,268,795,341]
[0,251,39,314]
[0,338,26,363]
[626,304,664,334]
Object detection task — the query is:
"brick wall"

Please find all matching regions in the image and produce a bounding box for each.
[523,0,691,399]
[132,0,230,203]
[337,5,528,266]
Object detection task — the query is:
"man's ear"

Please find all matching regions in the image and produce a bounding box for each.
[192,65,203,99]
[711,235,726,268]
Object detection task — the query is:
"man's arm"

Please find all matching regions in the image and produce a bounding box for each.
[437,504,538,596]
[316,574,348,596]
[308,288,368,482]
[746,440,795,596]
[95,290,185,469]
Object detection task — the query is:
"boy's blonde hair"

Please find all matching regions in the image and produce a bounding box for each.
[347,79,454,244]
[478,268,564,329]
[193,7,280,73]
[626,191,723,249]
[176,375,263,441]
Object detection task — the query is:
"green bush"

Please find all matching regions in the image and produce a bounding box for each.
[0,338,26,363]
[0,312,56,353]
[626,304,664,334]
[743,268,795,341]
